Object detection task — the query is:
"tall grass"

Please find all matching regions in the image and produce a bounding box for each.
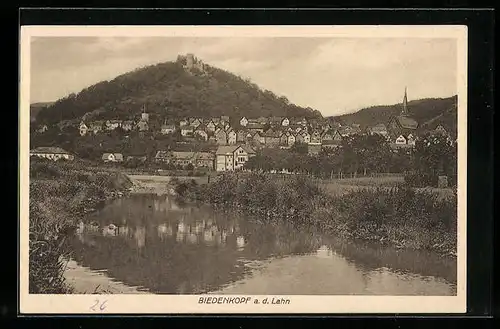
[173,172,457,254]
[29,159,133,293]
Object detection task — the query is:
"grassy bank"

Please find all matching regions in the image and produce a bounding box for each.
[29,159,133,293]
[172,173,457,256]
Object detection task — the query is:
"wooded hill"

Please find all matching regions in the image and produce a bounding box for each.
[332,95,458,136]
[35,56,322,126]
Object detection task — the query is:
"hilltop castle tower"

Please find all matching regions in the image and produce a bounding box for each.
[186,53,195,70]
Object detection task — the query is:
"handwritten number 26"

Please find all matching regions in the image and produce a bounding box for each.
[90,299,107,312]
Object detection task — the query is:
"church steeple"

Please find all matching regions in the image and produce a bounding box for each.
[401,87,409,116]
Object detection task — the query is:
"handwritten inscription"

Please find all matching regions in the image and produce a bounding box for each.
[198,296,290,305]
[90,298,108,312]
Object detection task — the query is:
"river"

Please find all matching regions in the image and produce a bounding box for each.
[65,193,457,296]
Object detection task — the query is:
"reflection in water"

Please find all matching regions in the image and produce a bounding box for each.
[69,194,457,295]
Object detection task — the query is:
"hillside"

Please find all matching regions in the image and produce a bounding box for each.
[36,55,322,126]
[30,102,54,122]
[332,95,458,135]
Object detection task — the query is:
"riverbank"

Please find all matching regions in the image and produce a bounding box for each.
[29,159,133,293]
[172,172,457,257]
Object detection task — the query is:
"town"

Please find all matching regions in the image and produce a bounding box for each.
[30,89,452,172]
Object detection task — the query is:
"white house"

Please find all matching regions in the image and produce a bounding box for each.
[240,117,248,127]
[181,125,195,137]
[102,153,124,163]
[79,122,88,136]
[30,147,75,161]
[215,145,256,171]
[395,135,407,145]
[281,117,290,126]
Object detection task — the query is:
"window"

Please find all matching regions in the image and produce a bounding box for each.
[238,156,246,163]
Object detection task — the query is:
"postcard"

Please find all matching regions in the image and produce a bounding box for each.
[19,25,467,314]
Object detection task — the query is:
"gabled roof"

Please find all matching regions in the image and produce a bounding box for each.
[394,115,418,129]
[102,153,124,161]
[216,145,255,155]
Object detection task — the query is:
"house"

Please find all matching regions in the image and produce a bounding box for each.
[194,127,208,141]
[179,118,189,127]
[239,117,248,127]
[432,124,449,136]
[169,152,197,167]
[247,118,260,125]
[30,147,75,161]
[137,120,149,132]
[251,131,265,145]
[154,150,171,163]
[281,117,290,126]
[246,123,265,133]
[208,134,217,143]
[79,122,88,136]
[302,132,311,144]
[407,134,416,146]
[220,115,230,123]
[190,118,202,128]
[287,133,296,146]
[310,130,322,144]
[263,129,281,148]
[236,130,248,143]
[105,120,122,131]
[227,129,237,145]
[257,117,269,124]
[279,132,289,146]
[368,123,389,137]
[333,130,343,143]
[102,153,124,163]
[216,129,228,145]
[321,129,335,142]
[295,133,304,144]
[89,121,104,134]
[215,145,256,171]
[161,123,176,135]
[195,152,215,170]
[395,135,407,145]
[205,120,216,132]
[181,125,195,137]
[126,155,147,164]
[338,125,355,136]
[269,116,284,126]
[121,121,134,131]
[36,124,48,133]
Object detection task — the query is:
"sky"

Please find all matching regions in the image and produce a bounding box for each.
[30,37,458,116]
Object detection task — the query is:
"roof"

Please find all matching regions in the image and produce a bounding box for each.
[395,115,418,129]
[31,147,71,155]
[196,152,215,160]
[102,153,124,160]
[155,151,170,158]
[181,125,195,130]
[162,124,176,129]
[216,145,255,155]
[171,151,196,159]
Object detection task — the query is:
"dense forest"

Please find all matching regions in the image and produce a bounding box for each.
[36,56,322,126]
[332,95,458,137]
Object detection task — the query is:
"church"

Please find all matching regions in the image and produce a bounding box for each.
[387,88,419,149]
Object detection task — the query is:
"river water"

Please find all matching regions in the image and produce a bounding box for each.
[67,193,457,295]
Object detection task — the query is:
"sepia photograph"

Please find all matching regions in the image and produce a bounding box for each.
[19,25,467,314]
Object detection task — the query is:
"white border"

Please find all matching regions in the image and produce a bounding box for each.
[19,25,467,314]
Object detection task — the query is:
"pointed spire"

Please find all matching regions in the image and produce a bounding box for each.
[401,87,408,115]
